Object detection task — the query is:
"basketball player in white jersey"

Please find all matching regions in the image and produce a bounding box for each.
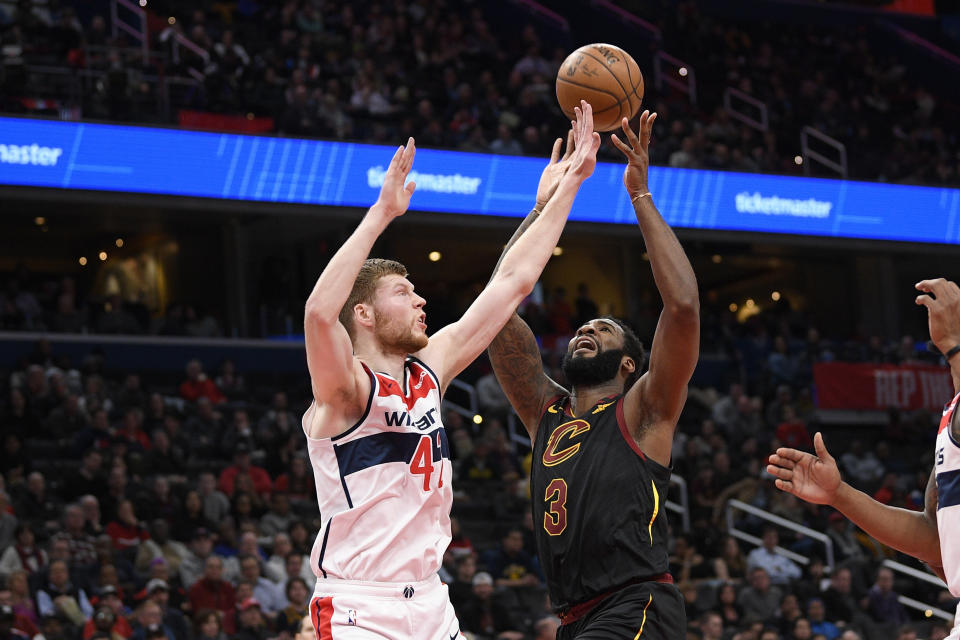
[302,101,601,639]
[767,277,960,638]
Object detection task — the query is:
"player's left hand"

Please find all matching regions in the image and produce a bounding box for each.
[611,110,657,198]
[535,129,574,209]
[915,278,960,357]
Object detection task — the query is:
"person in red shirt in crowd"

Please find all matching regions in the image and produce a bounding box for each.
[271,455,315,505]
[218,445,271,497]
[82,587,133,640]
[775,406,813,450]
[105,500,149,551]
[0,587,38,638]
[0,604,29,640]
[188,556,236,616]
[114,409,152,452]
[179,360,225,404]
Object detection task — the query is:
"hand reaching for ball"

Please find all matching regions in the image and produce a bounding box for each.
[611,110,657,198]
[567,100,601,181]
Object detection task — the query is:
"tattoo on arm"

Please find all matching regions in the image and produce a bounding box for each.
[488,314,561,430]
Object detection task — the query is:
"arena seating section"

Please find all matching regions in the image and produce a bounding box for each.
[1,0,959,638]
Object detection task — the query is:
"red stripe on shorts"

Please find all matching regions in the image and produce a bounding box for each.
[311,597,334,639]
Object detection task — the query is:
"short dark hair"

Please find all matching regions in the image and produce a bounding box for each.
[602,316,645,391]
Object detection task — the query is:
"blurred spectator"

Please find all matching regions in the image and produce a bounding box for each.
[3,572,37,629]
[482,526,540,588]
[187,556,236,616]
[273,577,309,636]
[839,441,884,489]
[82,601,132,640]
[746,528,802,586]
[807,598,841,640]
[130,601,174,640]
[236,555,282,615]
[234,598,269,640]
[456,572,523,640]
[192,610,227,640]
[0,523,46,578]
[197,473,231,523]
[135,520,189,576]
[105,499,149,552]
[218,445,272,497]
[179,528,215,589]
[52,505,97,568]
[36,560,93,625]
[179,360,225,405]
[61,449,107,502]
[738,567,783,624]
[145,580,189,640]
[867,567,908,626]
[80,495,104,536]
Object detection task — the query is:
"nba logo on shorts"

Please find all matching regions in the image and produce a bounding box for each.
[347,610,357,626]
[403,585,414,598]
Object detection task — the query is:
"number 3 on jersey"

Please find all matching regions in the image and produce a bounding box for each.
[410,433,444,491]
[544,478,568,535]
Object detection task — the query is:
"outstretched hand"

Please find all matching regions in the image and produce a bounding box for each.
[610,110,657,197]
[915,278,960,358]
[375,137,417,219]
[766,432,842,505]
[567,100,602,181]
[535,129,575,208]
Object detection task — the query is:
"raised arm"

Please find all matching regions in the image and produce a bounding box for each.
[485,137,574,435]
[419,101,601,393]
[303,140,417,427]
[767,432,943,570]
[611,112,700,467]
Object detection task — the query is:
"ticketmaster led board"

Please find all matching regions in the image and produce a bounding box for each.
[1,117,958,245]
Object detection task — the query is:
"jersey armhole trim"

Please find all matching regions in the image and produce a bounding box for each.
[540,395,564,420]
[616,396,647,461]
[407,355,443,397]
[330,364,376,443]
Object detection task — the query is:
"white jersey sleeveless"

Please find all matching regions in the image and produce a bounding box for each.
[303,356,452,584]
[936,390,960,598]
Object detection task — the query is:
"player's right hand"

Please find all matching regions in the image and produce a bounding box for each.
[766,432,842,505]
[535,129,575,209]
[375,137,417,219]
[915,278,960,358]
[567,100,601,181]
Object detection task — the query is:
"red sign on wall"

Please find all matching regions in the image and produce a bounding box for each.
[814,362,954,411]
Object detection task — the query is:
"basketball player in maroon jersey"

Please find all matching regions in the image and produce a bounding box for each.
[487,110,699,638]
[302,102,601,638]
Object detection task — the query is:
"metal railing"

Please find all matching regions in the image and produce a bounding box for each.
[668,474,690,533]
[723,87,768,132]
[653,51,696,105]
[110,0,149,65]
[725,499,835,570]
[882,559,954,622]
[801,126,848,178]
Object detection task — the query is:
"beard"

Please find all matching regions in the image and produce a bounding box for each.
[561,347,625,388]
[374,307,428,353]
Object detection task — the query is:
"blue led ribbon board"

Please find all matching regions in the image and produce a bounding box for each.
[1,117,958,244]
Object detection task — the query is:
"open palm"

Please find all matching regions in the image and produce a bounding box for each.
[767,432,841,505]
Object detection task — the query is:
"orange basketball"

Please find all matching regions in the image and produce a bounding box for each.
[556,43,644,132]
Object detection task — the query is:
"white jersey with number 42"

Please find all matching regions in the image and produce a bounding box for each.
[303,356,452,583]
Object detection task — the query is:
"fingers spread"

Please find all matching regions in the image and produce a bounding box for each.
[610,134,631,155]
[767,454,795,470]
[774,447,804,462]
[916,294,934,307]
[775,478,792,492]
[766,464,791,479]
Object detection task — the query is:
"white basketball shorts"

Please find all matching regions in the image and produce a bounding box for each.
[310,574,464,640]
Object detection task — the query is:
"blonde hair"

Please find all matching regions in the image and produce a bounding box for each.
[338,259,408,340]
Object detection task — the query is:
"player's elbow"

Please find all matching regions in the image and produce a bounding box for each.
[305,300,339,327]
[666,297,700,323]
[496,266,538,300]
